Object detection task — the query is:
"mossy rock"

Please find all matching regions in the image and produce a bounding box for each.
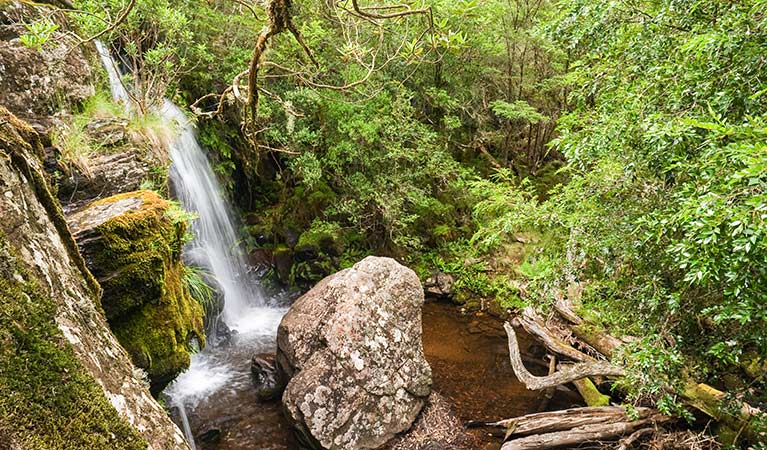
[69,190,205,392]
[0,106,149,449]
[295,223,346,258]
[0,232,147,450]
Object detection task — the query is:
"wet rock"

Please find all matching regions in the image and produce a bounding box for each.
[272,245,294,284]
[197,429,222,447]
[0,1,94,128]
[251,353,286,402]
[0,106,188,448]
[277,256,432,450]
[68,190,206,393]
[424,271,454,298]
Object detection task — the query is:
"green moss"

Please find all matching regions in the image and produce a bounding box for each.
[296,220,345,256]
[0,107,102,301]
[0,232,146,450]
[82,191,205,390]
[113,263,204,391]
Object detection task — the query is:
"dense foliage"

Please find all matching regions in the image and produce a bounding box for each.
[66,0,767,432]
[473,0,767,409]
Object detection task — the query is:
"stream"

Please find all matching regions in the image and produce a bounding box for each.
[95,41,577,450]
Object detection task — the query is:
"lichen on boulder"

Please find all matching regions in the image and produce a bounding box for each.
[68,190,205,392]
[277,256,433,450]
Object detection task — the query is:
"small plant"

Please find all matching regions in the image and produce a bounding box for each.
[164,201,198,226]
[19,20,59,51]
[182,266,216,310]
[52,123,98,177]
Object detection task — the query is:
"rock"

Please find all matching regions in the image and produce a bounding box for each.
[58,148,155,210]
[84,117,130,146]
[277,256,432,450]
[424,272,454,298]
[68,190,205,393]
[0,1,94,128]
[272,245,294,284]
[0,106,188,449]
[384,393,475,450]
[251,353,286,402]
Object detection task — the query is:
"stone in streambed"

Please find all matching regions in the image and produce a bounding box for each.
[277,256,432,450]
[251,352,286,402]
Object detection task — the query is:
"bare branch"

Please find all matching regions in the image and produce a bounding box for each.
[504,322,625,391]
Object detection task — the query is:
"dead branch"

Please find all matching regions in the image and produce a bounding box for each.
[514,307,594,363]
[535,355,557,412]
[617,428,655,450]
[350,0,430,20]
[504,322,625,391]
[485,406,656,432]
[553,290,584,325]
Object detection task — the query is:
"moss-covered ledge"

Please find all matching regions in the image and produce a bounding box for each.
[68,190,205,393]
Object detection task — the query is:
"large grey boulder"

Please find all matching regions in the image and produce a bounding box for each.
[277,256,432,450]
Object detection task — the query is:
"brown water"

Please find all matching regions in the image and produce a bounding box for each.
[178,300,574,450]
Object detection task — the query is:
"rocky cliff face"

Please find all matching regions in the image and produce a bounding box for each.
[277,256,433,450]
[0,106,188,450]
[0,1,94,129]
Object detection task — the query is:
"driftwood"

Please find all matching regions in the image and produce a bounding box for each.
[501,417,667,450]
[487,406,655,432]
[550,294,767,444]
[504,322,625,391]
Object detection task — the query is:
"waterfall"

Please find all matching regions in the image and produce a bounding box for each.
[94,40,263,328]
[94,41,130,107]
[95,41,288,449]
[161,100,264,327]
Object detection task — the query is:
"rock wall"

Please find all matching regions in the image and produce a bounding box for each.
[277,256,432,450]
[0,0,94,129]
[0,106,188,450]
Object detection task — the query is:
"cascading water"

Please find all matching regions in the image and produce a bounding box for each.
[95,41,292,449]
[94,40,130,107]
[161,100,263,328]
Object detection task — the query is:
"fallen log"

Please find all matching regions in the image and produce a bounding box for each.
[504,322,625,391]
[501,416,667,450]
[515,307,594,363]
[549,297,767,444]
[486,406,655,434]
